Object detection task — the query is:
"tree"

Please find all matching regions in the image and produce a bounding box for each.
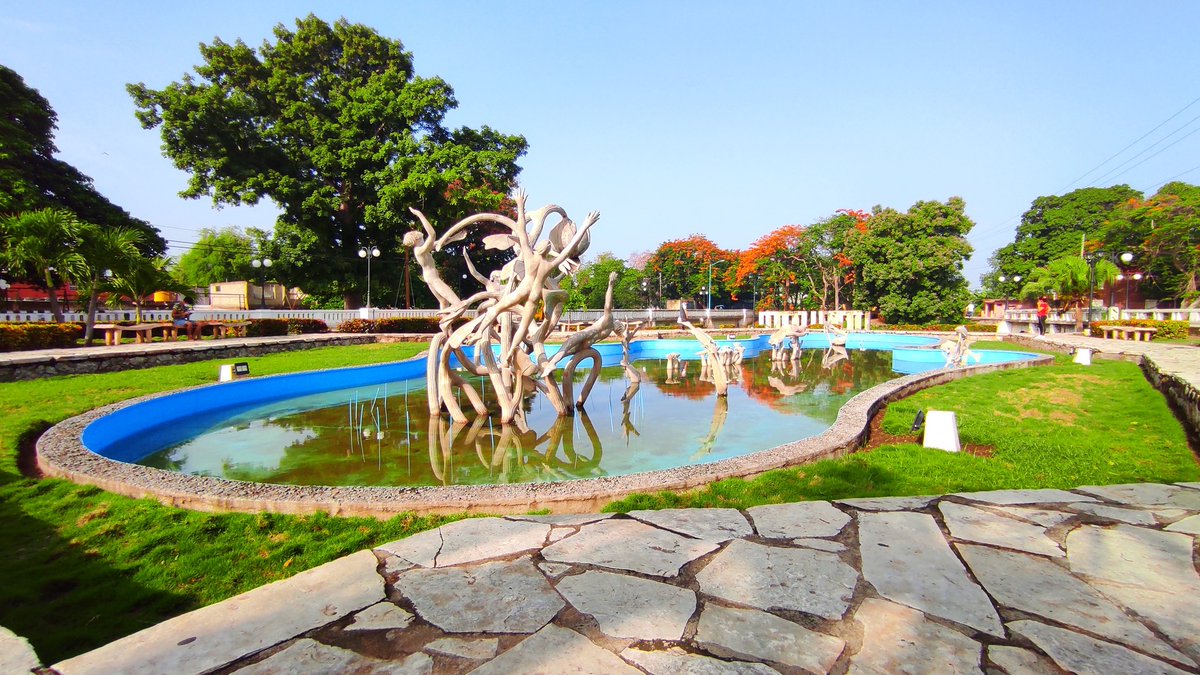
[128,15,527,308]
[645,235,737,309]
[987,185,1140,296]
[104,256,189,323]
[564,253,645,309]
[0,65,164,252]
[75,226,146,345]
[1023,254,1119,330]
[847,197,974,324]
[1100,182,1200,306]
[172,226,257,287]
[0,208,87,321]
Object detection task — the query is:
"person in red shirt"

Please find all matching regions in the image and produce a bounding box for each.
[1036,297,1050,335]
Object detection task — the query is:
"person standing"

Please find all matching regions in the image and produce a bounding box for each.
[1036,296,1050,335]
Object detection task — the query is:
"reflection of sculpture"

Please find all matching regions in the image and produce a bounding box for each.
[665,352,683,384]
[690,396,729,461]
[407,192,611,426]
[941,325,980,367]
[822,344,850,370]
[615,320,643,402]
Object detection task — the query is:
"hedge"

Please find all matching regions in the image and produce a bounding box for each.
[0,323,84,352]
[1090,319,1188,341]
[335,317,442,334]
[876,322,999,333]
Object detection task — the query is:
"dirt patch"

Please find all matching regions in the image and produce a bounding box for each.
[862,405,994,458]
[16,421,50,479]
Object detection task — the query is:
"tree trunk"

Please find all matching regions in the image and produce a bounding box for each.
[44,268,63,322]
[84,275,99,346]
[343,290,364,309]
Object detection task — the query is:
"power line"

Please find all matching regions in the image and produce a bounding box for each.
[1086,111,1200,187]
[1143,162,1200,193]
[1057,93,1200,194]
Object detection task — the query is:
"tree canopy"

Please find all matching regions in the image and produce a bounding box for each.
[127,15,527,307]
[1099,181,1199,306]
[645,235,738,309]
[0,65,164,253]
[172,226,261,288]
[848,197,974,324]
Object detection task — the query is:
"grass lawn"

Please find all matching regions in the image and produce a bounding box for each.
[1,339,1197,662]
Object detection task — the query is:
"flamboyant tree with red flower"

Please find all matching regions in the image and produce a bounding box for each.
[645,235,738,309]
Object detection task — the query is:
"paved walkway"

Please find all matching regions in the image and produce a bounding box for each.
[4,332,1198,674]
[33,484,1200,674]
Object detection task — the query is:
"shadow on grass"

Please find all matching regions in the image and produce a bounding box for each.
[0,446,189,664]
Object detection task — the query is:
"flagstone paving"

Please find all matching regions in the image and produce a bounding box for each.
[33,482,1199,674]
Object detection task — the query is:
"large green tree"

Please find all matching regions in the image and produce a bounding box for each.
[848,197,974,324]
[987,185,1141,295]
[127,15,527,308]
[562,253,646,310]
[172,226,258,288]
[1100,181,1199,306]
[645,235,738,310]
[0,65,164,252]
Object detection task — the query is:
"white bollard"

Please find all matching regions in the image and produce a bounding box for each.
[996,320,1011,336]
[218,364,235,382]
[922,410,961,453]
[1072,348,1092,366]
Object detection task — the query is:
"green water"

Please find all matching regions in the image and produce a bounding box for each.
[140,350,897,487]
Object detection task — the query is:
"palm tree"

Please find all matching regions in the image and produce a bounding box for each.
[103,256,189,323]
[76,226,146,345]
[1024,255,1119,331]
[0,209,86,321]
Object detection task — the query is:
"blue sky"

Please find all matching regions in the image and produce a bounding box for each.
[3,1,1199,288]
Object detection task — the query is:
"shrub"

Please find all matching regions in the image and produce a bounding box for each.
[1090,320,1188,341]
[285,318,328,335]
[335,318,374,333]
[880,322,997,333]
[0,323,84,351]
[245,319,289,337]
[334,317,443,334]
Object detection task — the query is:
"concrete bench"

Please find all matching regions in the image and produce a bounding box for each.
[1102,325,1157,341]
[93,323,173,345]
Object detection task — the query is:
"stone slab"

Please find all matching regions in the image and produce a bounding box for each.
[747,501,850,539]
[621,646,779,674]
[953,488,1097,505]
[345,602,414,631]
[696,539,858,620]
[849,598,981,675]
[1067,524,1200,663]
[505,513,614,526]
[1070,502,1159,525]
[988,505,1075,528]
[1077,483,1200,508]
[53,550,384,675]
[541,519,718,577]
[394,556,563,634]
[1164,513,1200,534]
[939,501,1063,557]
[233,638,431,675]
[958,544,1191,665]
[556,570,695,640]
[858,511,1002,636]
[1009,620,1190,675]
[836,495,936,511]
[470,624,640,675]
[376,517,550,568]
[0,626,39,674]
[538,561,572,577]
[627,507,752,542]
[695,603,844,673]
[424,637,498,660]
[987,645,1059,674]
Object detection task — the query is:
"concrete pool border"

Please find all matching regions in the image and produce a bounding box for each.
[36,350,1053,517]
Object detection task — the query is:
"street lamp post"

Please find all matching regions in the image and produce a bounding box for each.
[1119,252,1134,319]
[358,246,380,309]
[250,258,272,309]
[997,274,1020,316]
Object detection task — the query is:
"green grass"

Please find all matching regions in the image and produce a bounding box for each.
[605,347,1199,511]
[0,342,465,664]
[3,340,1197,662]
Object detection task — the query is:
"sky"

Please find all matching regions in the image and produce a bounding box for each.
[3,1,1199,288]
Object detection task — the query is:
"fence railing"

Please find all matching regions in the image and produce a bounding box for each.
[1003,307,1200,326]
[0,308,450,325]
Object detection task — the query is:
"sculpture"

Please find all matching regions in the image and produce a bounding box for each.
[941,325,980,368]
[406,192,615,426]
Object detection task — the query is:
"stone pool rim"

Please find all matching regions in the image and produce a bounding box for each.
[36,348,1053,517]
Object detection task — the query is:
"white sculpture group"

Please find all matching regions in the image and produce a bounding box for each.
[407,192,630,426]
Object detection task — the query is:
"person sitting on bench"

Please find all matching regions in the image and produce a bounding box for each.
[171,300,202,340]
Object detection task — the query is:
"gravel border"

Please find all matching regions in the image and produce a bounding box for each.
[36,352,1054,517]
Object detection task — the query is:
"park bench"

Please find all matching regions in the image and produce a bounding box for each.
[92,322,174,345]
[1101,325,1157,341]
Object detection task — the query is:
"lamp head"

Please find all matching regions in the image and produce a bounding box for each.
[1120,252,1134,264]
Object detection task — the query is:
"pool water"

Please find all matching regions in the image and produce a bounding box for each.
[136,349,899,487]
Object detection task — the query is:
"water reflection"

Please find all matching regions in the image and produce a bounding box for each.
[141,350,898,488]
